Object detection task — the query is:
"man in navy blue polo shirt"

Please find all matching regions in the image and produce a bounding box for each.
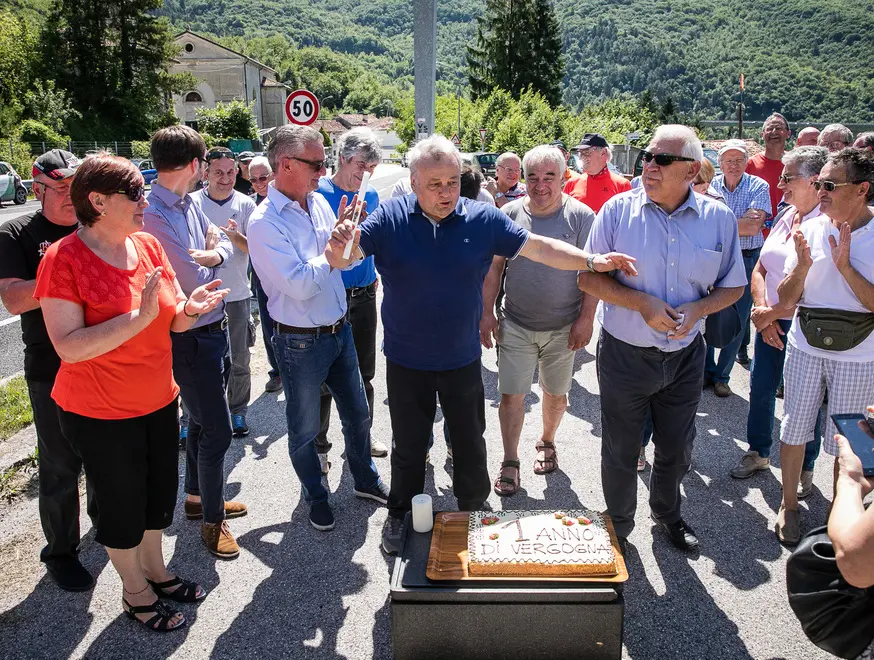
[326,135,638,554]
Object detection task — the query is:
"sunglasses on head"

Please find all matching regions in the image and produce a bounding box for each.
[206,150,235,162]
[641,151,697,166]
[813,179,864,192]
[116,185,146,202]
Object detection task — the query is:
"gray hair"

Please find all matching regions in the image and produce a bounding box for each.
[763,112,789,131]
[408,134,462,176]
[496,152,521,167]
[248,155,272,174]
[337,127,382,165]
[650,124,704,161]
[523,145,566,178]
[819,123,854,146]
[855,132,874,149]
[782,146,828,178]
[267,125,323,172]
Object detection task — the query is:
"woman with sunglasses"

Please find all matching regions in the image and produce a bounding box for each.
[776,148,874,545]
[731,147,827,503]
[34,153,229,631]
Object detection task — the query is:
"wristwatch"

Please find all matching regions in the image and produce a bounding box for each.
[586,254,598,272]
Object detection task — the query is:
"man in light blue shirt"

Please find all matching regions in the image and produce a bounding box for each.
[580,125,746,551]
[248,125,387,532]
[314,128,389,468]
[143,125,246,560]
[706,140,772,394]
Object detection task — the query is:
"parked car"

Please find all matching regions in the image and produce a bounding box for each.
[131,159,158,185]
[0,162,28,205]
[460,152,499,178]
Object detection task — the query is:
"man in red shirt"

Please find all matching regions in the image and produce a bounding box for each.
[746,113,789,224]
[564,133,631,212]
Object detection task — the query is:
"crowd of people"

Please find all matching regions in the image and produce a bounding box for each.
[0,115,873,646]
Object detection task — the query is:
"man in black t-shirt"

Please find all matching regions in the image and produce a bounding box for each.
[0,149,94,591]
[234,151,254,195]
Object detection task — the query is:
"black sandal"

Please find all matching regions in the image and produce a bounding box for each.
[147,576,206,602]
[493,459,521,497]
[123,597,186,632]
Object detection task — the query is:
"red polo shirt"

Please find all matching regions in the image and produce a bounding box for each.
[746,152,783,238]
[564,168,632,213]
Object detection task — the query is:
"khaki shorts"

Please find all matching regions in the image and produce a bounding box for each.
[497,316,575,395]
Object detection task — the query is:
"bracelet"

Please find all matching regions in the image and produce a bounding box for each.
[182,300,200,319]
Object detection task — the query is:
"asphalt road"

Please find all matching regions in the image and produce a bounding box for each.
[0,169,838,660]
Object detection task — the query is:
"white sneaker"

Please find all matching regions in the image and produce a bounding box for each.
[318,454,331,476]
[371,439,389,457]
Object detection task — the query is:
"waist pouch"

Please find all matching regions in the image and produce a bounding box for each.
[798,307,874,351]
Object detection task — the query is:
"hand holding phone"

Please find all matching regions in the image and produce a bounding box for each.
[832,413,874,477]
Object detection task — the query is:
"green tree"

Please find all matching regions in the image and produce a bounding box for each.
[467,0,564,106]
[41,0,196,138]
[195,100,258,140]
[0,11,39,135]
[22,80,82,135]
[16,119,68,146]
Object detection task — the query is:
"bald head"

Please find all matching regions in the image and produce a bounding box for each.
[796,127,820,147]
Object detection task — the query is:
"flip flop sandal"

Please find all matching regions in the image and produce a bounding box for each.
[533,441,558,475]
[123,597,186,632]
[147,576,206,602]
[493,459,521,496]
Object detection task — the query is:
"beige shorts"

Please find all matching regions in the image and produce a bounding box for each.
[497,316,575,396]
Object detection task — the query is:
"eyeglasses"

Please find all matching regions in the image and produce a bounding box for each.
[289,156,326,171]
[498,166,521,174]
[250,175,271,183]
[641,151,696,166]
[813,179,864,192]
[778,174,801,184]
[116,185,146,202]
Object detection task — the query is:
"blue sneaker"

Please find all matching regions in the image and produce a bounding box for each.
[232,414,249,437]
[179,426,188,448]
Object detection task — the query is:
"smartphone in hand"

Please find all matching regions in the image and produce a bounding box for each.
[832,414,874,477]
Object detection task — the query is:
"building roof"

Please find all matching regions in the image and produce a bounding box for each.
[261,77,290,89]
[336,114,395,130]
[174,30,278,76]
[311,119,348,135]
[702,138,765,157]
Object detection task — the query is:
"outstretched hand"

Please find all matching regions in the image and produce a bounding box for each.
[592,252,638,277]
[186,279,230,316]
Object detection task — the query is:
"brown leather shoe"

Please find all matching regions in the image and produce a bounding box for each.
[201,521,240,559]
[185,500,248,521]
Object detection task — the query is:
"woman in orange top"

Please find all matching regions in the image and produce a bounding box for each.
[34,153,228,632]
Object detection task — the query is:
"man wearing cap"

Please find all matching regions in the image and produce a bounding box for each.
[564,133,631,213]
[796,127,820,147]
[550,140,580,187]
[191,146,257,438]
[0,150,95,590]
[485,152,527,209]
[235,151,255,195]
[704,139,771,395]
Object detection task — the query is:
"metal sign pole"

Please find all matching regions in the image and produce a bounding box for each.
[414,0,437,141]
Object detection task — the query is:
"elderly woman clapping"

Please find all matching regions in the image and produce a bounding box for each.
[34,153,229,631]
[775,148,874,545]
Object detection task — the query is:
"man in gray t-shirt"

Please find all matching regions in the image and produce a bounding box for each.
[480,146,597,495]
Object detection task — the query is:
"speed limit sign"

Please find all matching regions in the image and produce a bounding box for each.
[285,89,320,126]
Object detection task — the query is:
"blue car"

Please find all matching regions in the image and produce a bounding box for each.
[132,159,158,185]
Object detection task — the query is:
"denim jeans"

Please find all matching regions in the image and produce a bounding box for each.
[705,248,759,384]
[251,266,279,379]
[171,326,233,524]
[272,322,381,505]
[747,319,822,471]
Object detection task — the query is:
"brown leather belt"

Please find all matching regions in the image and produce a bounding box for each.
[275,316,346,336]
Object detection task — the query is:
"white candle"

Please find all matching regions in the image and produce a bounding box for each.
[342,171,372,259]
[411,493,433,533]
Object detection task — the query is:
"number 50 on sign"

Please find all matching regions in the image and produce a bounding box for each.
[285,90,320,126]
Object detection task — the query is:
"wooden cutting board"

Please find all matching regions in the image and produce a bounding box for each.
[425,511,629,583]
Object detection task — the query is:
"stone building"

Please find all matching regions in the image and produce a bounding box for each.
[170,30,289,132]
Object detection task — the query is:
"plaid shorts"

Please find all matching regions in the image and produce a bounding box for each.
[780,344,874,455]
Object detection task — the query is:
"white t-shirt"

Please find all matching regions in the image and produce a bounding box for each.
[391,177,412,198]
[191,189,256,302]
[784,214,874,361]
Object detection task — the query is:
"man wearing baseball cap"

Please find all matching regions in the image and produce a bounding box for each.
[564,133,631,212]
[705,139,771,396]
[0,150,95,590]
[235,151,255,195]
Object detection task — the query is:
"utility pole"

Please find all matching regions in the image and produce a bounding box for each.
[414,0,437,142]
[457,81,462,141]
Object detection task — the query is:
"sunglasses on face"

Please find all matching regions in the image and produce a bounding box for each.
[641,151,697,166]
[251,175,271,183]
[778,174,802,184]
[116,185,146,202]
[290,156,326,171]
[813,179,863,192]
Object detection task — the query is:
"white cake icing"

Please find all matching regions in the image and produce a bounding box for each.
[467,509,617,576]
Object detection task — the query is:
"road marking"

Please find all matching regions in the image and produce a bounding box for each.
[0,315,20,327]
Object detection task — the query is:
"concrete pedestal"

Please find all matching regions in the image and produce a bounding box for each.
[390,515,624,660]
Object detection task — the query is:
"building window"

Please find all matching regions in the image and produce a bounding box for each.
[184,42,194,53]
[184,91,203,103]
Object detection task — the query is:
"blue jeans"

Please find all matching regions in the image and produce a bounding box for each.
[171,326,233,524]
[746,320,822,471]
[705,248,759,384]
[251,267,279,379]
[272,322,381,505]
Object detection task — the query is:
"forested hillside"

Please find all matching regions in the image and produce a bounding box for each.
[155,0,874,122]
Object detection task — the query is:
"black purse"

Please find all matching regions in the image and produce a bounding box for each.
[704,302,742,348]
[786,525,874,659]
